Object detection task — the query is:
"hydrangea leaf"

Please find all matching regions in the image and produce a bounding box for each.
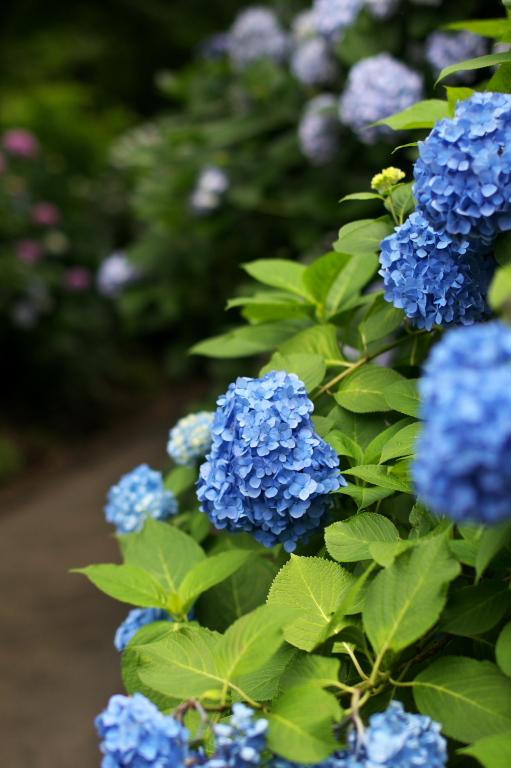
[436,52,511,86]
[493,232,511,268]
[384,378,421,417]
[379,422,421,463]
[340,192,383,203]
[278,324,344,362]
[414,657,511,743]
[328,406,389,451]
[440,582,511,637]
[336,365,405,413]
[363,417,414,464]
[325,512,399,562]
[325,253,380,317]
[235,643,298,702]
[324,429,364,464]
[363,533,460,655]
[334,217,394,256]
[164,465,197,496]
[303,252,350,305]
[242,259,312,300]
[459,733,511,768]
[444,86,476,114]
[445,19,511,37]
[178,550,252,611]
[122,622,182,710]
[266,685,341,763]
[488,62,511,95]
[475,520,511,580]
[72,564,169,609]
[190,320,311,358]
[267,556,355,651]
[259,353,326,392]
[359,295,405,345]
[337,483,395,510]
[343,464,413,493]
[496,622,511,678]
[489,264,511,316]
[384,182,415,221]
[373,99,451,129]
[280,653,341,692]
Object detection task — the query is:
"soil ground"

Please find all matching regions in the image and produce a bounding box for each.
[0,385,208,768]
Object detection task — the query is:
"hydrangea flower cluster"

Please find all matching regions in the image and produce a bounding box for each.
[167,411,214,467]
[364,0,400,20]
[95,693,190,768]
[414,92,511,247]
[291,11,317,44]
[371,167,405,194]
[379,211,495,330]
[339,54,423,144]
[114,608,175,652]
[413,321,511,524]
[197,370,344,552]
[207,704,268,768]
[290,37,337,86]
[97,251,141,298]
[312,0,364,41]
[227,7,289,71]
[298,94,340,165]
[425,31,488,82]
[105,463,178,534]
[190,166,229,216]
[2,128,40,158]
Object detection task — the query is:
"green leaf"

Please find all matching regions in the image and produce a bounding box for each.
[493,232,511,268]
[384,378,421,417]
[72,564,169,608]
[444,19,511,37]
[278,324,343,362]
[164,465,198,495]
[384,183,415,221]
[374,100,451,130]
[490,264,511,315]
[280,654,341,692]
[496,622,511,678]
[359,295,405,345]
[363,533,460,654]
[380,422,421,463]
[122,622,182,711]
[324,430,364,464]
[368,539,416,568]
[178,551,252,611]
[260,353,326,392]
[414,657,511,743]
[267,556,355,651]
[122,517,205,597]
[137,625,224,699]
[440,582,511,636]
[336,366,405,413]
[343,464,413,493]
[445,86,476,115]
[487,61,511,95]
[236,644,298,702]
[266,685,341,763]
[328,406,389,450]
[337,483,395,510]
[334,217,394,256]
[242,260,311,300]
[303,252,348,305]
[340,192,383,203]
[363,417,414,465]
[436,53,511,86]
[325,513,399,562]
[190,320,310,358]
[476,520,511,580]
[324,253,380,317]
[459,733,511,768]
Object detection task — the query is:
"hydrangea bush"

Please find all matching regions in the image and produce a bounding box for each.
[77,5,511,768]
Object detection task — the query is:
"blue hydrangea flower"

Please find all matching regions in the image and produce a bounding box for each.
[339,54,423,144]
[105,464,178,534]
[364,0,400,20]
[414,321,511,525]
[114,608,175,652]
[97,251,141,298]
[414,92,511,247]
[313,0,364,41]
[298,94,341,165]
[290,37,338,86]
[167,411,215,467]
[207,704,268,768]
[379,211,495,331]
[228,7,289,71]
[95,693,190,768]
[425,32,488,83]
[190,166,229,216]
[197,371,344,552]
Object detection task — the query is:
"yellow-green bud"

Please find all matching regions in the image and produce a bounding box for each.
[371,167,406,194]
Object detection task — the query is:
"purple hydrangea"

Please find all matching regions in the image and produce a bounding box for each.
[290,37,338,86]
[339,54,423,143]
[114,608,175,651]
[312,0,364,41]
[207,704,268,768]
[298,94,341,165]
[425,31,488,83]
[414,321,511,525]
[105,463,178,534]
[414,92,511,247]
[364,0,400,20]
[197,371,344,552]
[379,211,495,330]
[95,693,190,768]
[167,411,215,467]
[228,7,289,71]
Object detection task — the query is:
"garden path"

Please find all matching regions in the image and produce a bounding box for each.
[0,385,206,768]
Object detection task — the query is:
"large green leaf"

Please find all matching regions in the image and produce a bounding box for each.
[343,464,414,493]
[440,582,511,637]
[72,564,168,608]
[236,644,298,702]
[278,324,343,362]
[324,253,380,317]
[336,366,404,413]
[303,252,348,306]
[476,520,511,580]
[445,19,511,37]
[337,483,395,510]
[384,379,421,417]
[459,734,511,768]
[242,259,312,300]
[260,353,326,392]
[414,657,511,743]
[363,418,414,465]
[190,320,311,358]
[328,406,389,451]
[164,466,198,496]
[333,217,394,256]
[437,52,511,85]
[496,622,511,678]
[375,100,451,130]
[267,556,355,651]
[324,430,364,465]
[178,551,252,611]
[380,422,421,463]
[363,534,460,654]
[122,622,182,711]
[359,296,404,345]
[280,654,341,692]
[325,513,399,563]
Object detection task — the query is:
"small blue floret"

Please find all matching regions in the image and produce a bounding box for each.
[207,703,269,768]
[167,411,215,467]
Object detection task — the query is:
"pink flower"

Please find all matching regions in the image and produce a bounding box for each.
[2,129,40,158]
[64,267,92,292]
[32,202,61,227]
[16,239,44,264]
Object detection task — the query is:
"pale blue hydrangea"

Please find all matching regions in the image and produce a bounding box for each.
[197,371,344,552]
[290,37,338,86]
[228,7,289,71]
[313,0,364,41]
[95,693,190,768]
[114,608,174,652]
[414,321,511,524]
[97,251,141,298]
[364,0,400,20]
[379,211,495,331]
[298,94,341,165]
[414,91,511,247]
[190,166,229,216]
[207,704,268,768]
[167,411,214,467]
[105,463,178,534]
[425,31,488,83]
[339,54,423,143]
[291,11,317,44]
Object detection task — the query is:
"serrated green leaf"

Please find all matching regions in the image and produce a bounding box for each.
[445,19,510,37]
[242,260,311,300]
[337,483,395,510]
[380,422,421,463]
[178,550,251,610]
[359,296,405,345]
[303,252,348,306]
[343,464,413,493]
[448,539,478,566]
[328,406,388,450]
[445,86,476,114]
[496,622,511,678]
[336,365,405,413]
[236,644,298,702]
[122,622,182,710]
[325,512,399,562]
[72,564,169,608]
[363,417,414,465]
[164,465,198,495]
[487,61,511,95]
[368,539,418,568]
[334,217,394,256]
[414,657,511,743]
[266,685,341,763]
[260,353,326,392]
[440,582,511,637]
[191,320,311,358]
[436,53,511,86]
[267,556,355,651]
[384,379,421,417]
[324,430,364,464]
[384,182,415,222]
[459,733,511,768]
[476,520,511,580]
[340,192,383,203]
[363,533,460,654]
[278,324,343,362]
[325,253,380,318]
[280,654,341,691]
[375,100,451,130]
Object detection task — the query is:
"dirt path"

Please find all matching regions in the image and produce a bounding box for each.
[0,386,208,768]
